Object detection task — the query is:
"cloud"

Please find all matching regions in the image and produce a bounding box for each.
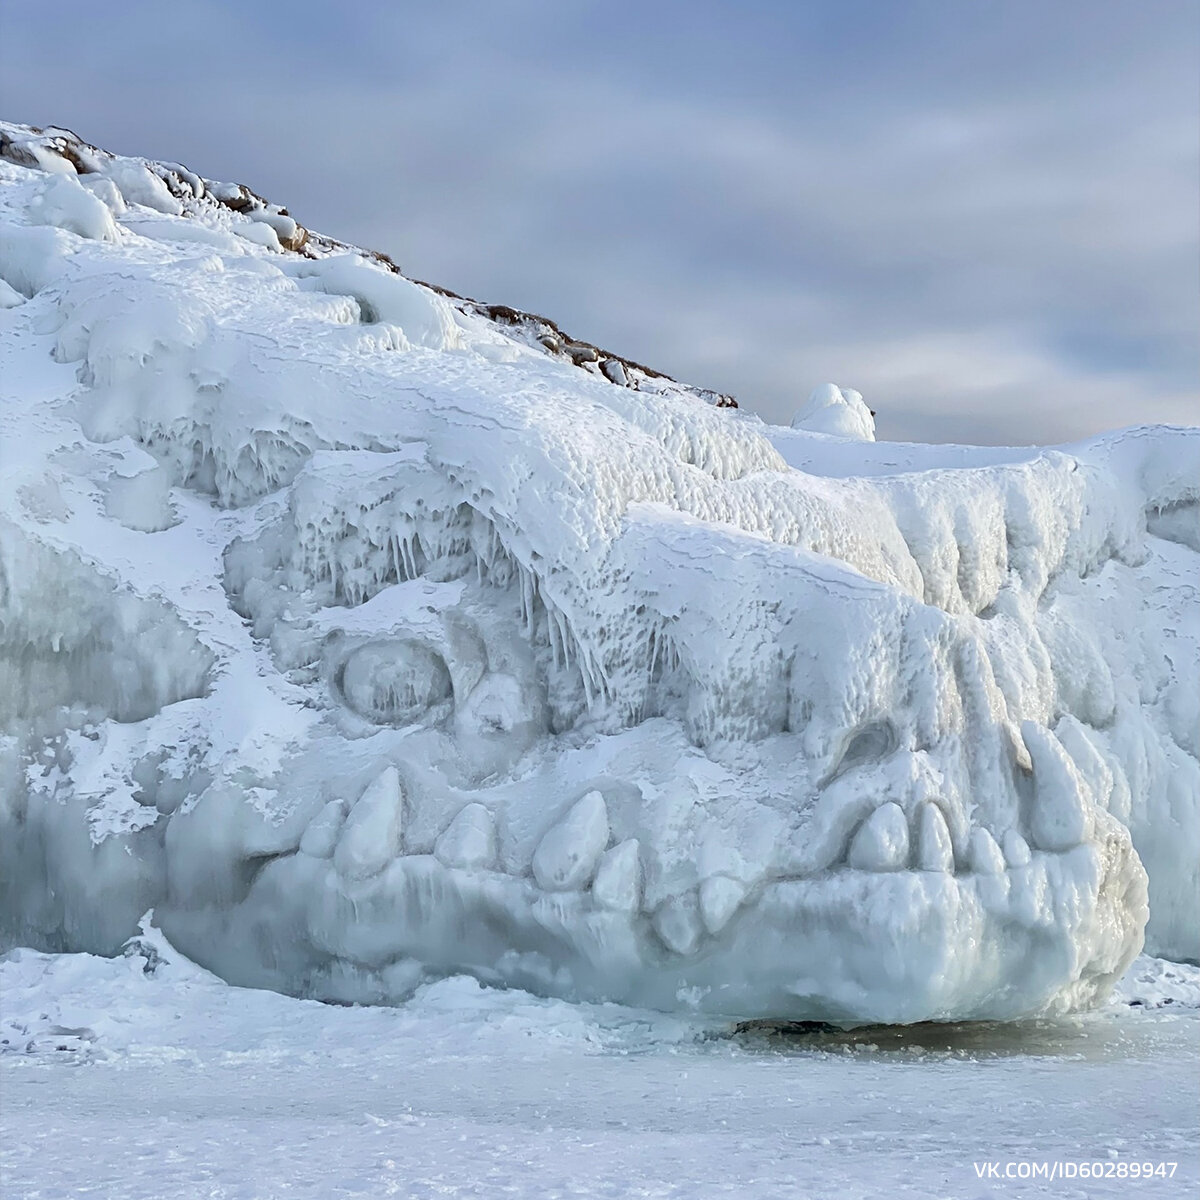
[2,0,1195,443]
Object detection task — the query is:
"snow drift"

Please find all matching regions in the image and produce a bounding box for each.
[0,122,1196,1023]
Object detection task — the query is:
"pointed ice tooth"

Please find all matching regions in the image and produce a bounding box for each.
[652,895,703,955]
[1054,715,1115,810]
[696,836,753,885]
[434,802,497,870]
[847,802,910,871]
[592,838,642,911]
[1002,829,1032,868]
[915,802,954,873]
[532,790,610,892]
[969,828,1006,875]
[300,799,347,859]
[334,766,404,880]
[1107,758,1133,825]
[1021,721,1094,851]
[1004,721,1032,772]
[699,875,746,934]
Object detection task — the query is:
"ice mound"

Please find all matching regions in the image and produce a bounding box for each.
[0,120,1196,1023]
[791,383,877,441]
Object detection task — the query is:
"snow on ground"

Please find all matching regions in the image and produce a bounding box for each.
[1,928,1198,1199]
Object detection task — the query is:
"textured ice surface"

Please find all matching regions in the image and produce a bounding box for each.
[0,121,1197,1023]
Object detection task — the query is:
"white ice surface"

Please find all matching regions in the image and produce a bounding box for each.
[790,382,877,441]
[1,121,1197,1026]
[1,929,1197,1199]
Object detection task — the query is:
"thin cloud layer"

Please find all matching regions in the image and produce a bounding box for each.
[2,0,1195,442]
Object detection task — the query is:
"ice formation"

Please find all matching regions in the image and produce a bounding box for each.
[791,383,877,441]
[1,122,1196,1023]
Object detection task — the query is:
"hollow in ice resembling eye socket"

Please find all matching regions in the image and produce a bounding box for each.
[827,719,898,783]
[337,639,453,725]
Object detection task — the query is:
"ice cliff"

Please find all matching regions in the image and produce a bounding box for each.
[1,122,1196,1023]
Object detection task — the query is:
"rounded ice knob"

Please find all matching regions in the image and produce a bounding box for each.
[848,802,910,871]
[790,383,876,441]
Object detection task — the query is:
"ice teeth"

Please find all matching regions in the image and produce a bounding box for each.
[915,803,954,873]
[592,838,642,912]
[698,876,746,934]
[696,836,750,883]
[532,790,610,892]
[434,802,497,870]
[300,799,347,858]
[652,895,703,955]
[1002,829,1032,868]
[1021,721,1094,851]
[1004,721,1032,772]
[847,802,910,871]
[334,767,404,880]
[1054,715,1115,810]
[969,828,1006,875]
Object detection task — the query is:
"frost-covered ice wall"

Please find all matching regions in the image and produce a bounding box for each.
[1,121,1196,1023]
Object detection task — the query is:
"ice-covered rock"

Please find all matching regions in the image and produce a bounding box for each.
[0,276,23,307]
[29,172,117,241]
[104,158,183,215]
[790,383,876,440]
[0,120,1196,1023]
[296,254,462,350]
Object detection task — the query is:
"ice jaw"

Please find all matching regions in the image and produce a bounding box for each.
[146,693,1147,1024]
[7,508,1152,1022]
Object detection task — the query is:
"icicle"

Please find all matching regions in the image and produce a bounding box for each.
[520,566,534,636]
[559,609,571,671]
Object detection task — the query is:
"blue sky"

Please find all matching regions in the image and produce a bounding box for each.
[2,0,1196,442]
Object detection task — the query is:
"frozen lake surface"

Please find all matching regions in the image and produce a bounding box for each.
[2,938,1197,1199]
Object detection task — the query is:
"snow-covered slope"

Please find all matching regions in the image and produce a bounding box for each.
[1,122,1196,1023]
